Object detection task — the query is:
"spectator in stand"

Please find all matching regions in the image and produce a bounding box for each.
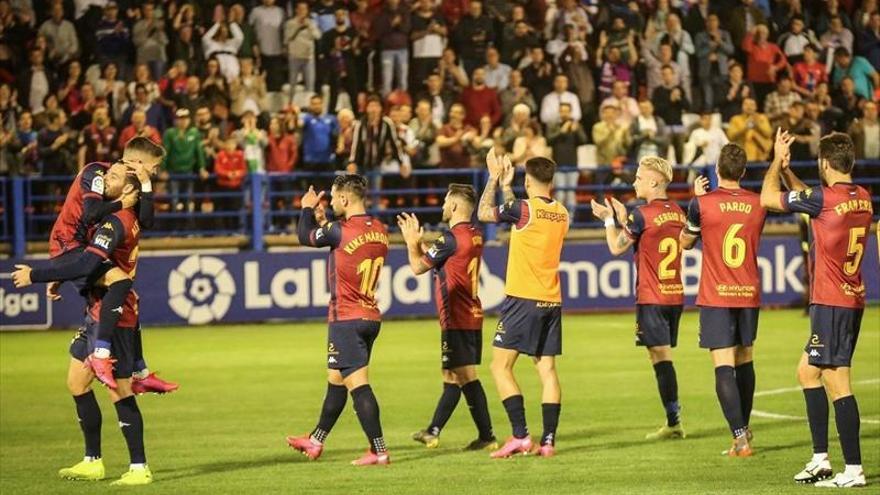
[595,31,637,101]
[695,14,735,112]
[94,62,127,123]
[453,0,495,76]
[603,16,637,61]
[418,73,454,129]
[728,0,767,49]
[133,1,169,81]
[741,24,788,106]
[233,110,267,174]
[202,58,232,119]
[831,76,866,128]
[592,102,630,166]
[831,48,879,100]
[37,109,76,176]
[854,1,878,30]
[511,120,550,167]
[17,48,54,116]
[117,109,161,153]
[335,108,357,169]
[57,61,84,116]
[373,0,412,96]
[438,47,470,96]
[642,39,684,101]
[0,84,20,133]
[629,100,670,162]
[600,80,639,128]
[213,137,247,230]
[499,103,531,151]
[203,21,245,82]
[550,23,594,114]
[764,76,803,123]
[38,2,78,68]
[69,82,100,130]
[501,18,538,68]
[683,0,713,36]
[299,94,338,175]
[856,12,880,69]
[791,44,827,99]
[815,0,852,39]
[848,100,880,160]
[410,0,447,90]
[720,63,754,121]
[177,76,206,118]
[94,2,131,78]
[682,111,729,172]
[8,111,38,175]
[126,63,160,106]
[266,115,298,213]
[229,4,258,62]
[655,14,694,98]
[409,99,439,168]
[77,105,117,168]
[437,102,480,168]
[820,15,854,64]
[483,47,511,90]
[521,46,555,104]
[727,97,773,161]
[230,58,267,119]
[195,105,223,170]
[162,108,207,212]
[348,95,407,176]
[777,101,820,160]
[540,74,581,127]
[122,83,165,132]
[249,0,286,91]
[170,10,204,70]
[314,0,343,34]
[322,12,359,113]
[458,67,500,128]
[778,15,820,62]
[499,69,537,126]
[33,94,60,130]
[284,2,321,94]
[547,101,586,211]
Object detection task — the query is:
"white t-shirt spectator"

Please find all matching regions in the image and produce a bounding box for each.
[540,90,581,126]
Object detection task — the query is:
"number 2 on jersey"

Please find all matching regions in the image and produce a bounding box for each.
[843,227,866,276]
[657,238,678,280]
[357,257,385,297]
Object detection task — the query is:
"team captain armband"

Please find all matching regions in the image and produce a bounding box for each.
[684,198,701,233]
[781,187,823,217]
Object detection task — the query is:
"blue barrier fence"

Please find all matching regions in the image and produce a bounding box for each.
[5,160,880,257]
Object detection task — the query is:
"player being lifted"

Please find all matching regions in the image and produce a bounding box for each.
[13,164,154,485]
[591,156,687,440]
[761,131,872,488]
[288,174,392,466]
[680,143,766,457]
[398,184,497,451]
[477,150,569,458]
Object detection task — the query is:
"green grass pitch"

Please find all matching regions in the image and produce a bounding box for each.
[1,308,878,494]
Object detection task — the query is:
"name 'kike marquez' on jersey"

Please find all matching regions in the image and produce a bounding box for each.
[302,212,389,322]
[780,183,873,308]
[494,197,569,302]
[686,188,766,308]
[49,162,111,258]
[421,222,484,331]
[624,199,686,305]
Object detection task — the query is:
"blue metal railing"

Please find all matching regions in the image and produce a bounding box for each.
[6,160,880,257]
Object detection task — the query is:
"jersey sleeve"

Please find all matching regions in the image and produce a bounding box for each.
[781,187,824,217]
[80,164,106,200]
[85,215,126,259]
[685,198,701,235]
[421,231,457,268]
[624,208,646,240]
[494,199,529,228]
[311,221,343,249]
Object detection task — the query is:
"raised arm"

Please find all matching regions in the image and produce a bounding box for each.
[397,212,431,275]
[760,128,796,212]
[591,197,633,256]
[477,148,505,222]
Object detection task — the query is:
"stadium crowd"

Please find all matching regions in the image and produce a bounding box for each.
[0,0,878,228]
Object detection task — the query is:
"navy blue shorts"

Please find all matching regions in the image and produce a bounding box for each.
[69,315,137,378]
[494,296,562,357]
[698,307,760,349]
[805,305,863,367]
[636,304,683,348]
[442,330,482,369]
[327,320,381,377]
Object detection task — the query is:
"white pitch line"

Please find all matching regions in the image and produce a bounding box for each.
[753,378,880,425]
[755,379,880,397]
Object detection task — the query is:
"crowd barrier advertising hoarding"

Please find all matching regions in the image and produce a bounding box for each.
[1,238,877,330]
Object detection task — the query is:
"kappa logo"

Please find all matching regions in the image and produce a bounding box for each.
[809,349,821,358]
[328,357,337,364]
[494,334,503,342]
[168,255,236,325]
[118,421,131,428]
[111,306,123,314]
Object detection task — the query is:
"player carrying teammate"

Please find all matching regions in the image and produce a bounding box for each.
[680,143,766,457]
[591,156,687,440]
[397,184,497,451]
[477,150,569,458]
[287,174,392,466]
[761,131,872,488]
[13,164,154,485]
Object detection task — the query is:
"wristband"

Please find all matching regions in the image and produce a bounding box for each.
[604,217,615,228]
[141,181,152,193]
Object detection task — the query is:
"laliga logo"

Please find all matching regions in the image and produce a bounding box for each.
[168,255,236,324]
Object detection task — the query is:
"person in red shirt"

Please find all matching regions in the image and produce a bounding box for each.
[214,138,247,231]
[741,24,788,106]
[398,184,496,451]
[792,44,828,99]
[761,131,873,488]
[437,103,480,170]
[117,109,162,153]
[288,175,392,466]
[592,156,687,441]
[77,105,119,168]
[458,67,501,128]
[681,143,767,458]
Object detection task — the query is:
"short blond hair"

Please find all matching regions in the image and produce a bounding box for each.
[638,156,673,183]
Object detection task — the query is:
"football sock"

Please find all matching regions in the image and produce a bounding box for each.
[427,383,461,436]
[462,380,494,440]
[803,386,829,454]
[73,391,102,459]
[653,361,680,427]
[97,279,131,345]
[502,395,528,439]
[133,326,147,373]
[351,385,386,453]
[714,366,747,438]
[312,383,347,443]
[541,403,561,446]
[833,395,861,465]
[114,396,146,464]
[735,361,756,425]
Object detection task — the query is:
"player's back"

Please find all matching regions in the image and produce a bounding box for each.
[50,162,111,257]
[694,188,766,308]
[806,184,873,308]
[505,197,569,302]
[431,223,484,330]
[331,215,389,322]
[630,200,686,305]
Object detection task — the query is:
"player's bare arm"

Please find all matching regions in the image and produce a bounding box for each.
[591,197,633,256]
[477,148,505,223]
[760,128,796,212]
[398,212,431,275]
[500,155,516,204]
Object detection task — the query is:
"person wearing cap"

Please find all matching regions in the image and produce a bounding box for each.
[161,108,207,212]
